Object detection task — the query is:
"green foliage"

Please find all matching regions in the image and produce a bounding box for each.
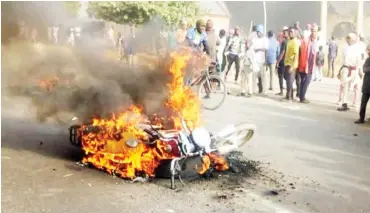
[64,1,82,17]
[87,1,199,27]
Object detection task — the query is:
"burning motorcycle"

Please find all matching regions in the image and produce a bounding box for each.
[69,118,256,189]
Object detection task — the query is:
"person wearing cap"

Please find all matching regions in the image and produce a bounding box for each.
[252,24,269,94]
[224,26,245,83]
[186,19,209,55]
[337,33,362,111]
[355,44,370,124]
[266,30,280,91]
[327,36,338,78]
[276,26,289,95]
[284,27,300,101]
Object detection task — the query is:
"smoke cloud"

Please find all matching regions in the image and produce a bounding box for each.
[1,2,177,125]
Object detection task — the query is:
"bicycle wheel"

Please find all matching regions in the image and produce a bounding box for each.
[213,123,256,154]
[197,75,227,110]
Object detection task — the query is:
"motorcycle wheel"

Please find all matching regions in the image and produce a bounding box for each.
[213,123,256,153]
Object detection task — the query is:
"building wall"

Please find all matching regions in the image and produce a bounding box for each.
[226,1,369,38]
[202,15,230,35]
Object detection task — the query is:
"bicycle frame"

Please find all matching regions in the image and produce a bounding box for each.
[189,66,213,91]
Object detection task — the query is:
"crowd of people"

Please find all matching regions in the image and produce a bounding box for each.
[13,18,370,124]
[167,19,369,124]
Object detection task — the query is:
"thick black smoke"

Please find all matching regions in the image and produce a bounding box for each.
[1,2,175,125]
[2,41,173,124]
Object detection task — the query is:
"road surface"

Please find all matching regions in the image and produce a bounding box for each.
[2,78,370,213]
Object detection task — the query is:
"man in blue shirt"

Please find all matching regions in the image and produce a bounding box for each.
[266,30,280,91]
[186,19,209,55]
[327,36,338,78]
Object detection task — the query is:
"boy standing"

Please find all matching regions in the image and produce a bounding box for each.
[238,40,259,97]
[314,46,325,82]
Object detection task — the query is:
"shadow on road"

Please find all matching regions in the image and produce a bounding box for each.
[1,115,84,162]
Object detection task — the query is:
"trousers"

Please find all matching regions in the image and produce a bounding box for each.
[257,63,267,93]
[266,63,277,90]
[359,93,370,121]
[299,72,312,101]
[226,54,241,81]
[277,65,285,92]
[284,66,299,100]
[241,66,258,94]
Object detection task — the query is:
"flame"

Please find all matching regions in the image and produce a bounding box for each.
[38,77,59,91]
[80,50,228,179]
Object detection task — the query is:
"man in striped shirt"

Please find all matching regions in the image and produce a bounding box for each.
[224,26,245,82]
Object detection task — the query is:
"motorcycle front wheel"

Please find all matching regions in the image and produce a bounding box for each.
[213,123,256,154]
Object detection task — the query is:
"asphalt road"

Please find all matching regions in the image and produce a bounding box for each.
[2,78,370,213]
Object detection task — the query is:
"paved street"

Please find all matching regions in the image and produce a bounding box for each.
[2,78,370,213]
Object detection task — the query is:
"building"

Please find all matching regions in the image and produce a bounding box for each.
[199,1,231,34]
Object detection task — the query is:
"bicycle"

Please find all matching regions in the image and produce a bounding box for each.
[187,62,227,110]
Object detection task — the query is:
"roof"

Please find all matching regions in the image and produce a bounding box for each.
[199,1,231,18]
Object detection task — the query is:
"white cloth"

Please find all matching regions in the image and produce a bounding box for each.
[243,48,260,72]
[217,36,227,64]
[252,37,268,64]
[342,44,361,67]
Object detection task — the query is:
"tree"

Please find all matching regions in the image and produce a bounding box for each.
[87,1,199,27]
[64,1,82,17]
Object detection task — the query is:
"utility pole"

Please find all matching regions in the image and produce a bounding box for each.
[320,0,328,40]
[356,0,363,34]
[263,1,267,35]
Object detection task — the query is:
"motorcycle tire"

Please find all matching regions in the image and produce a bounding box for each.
[214,123,256,153]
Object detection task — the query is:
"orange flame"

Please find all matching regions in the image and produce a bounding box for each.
[80,50,228,179]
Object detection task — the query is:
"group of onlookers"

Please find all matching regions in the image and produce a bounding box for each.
[212,21,369,124]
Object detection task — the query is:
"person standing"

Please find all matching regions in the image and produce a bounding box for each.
[239,40,258,97]
[276,26,289,95]
[175,19,188,46]
[337,33,362,111]
[224,26,244,83]
[205,20,218,63]
[314,46,325,82]
[327,36,338,78]
[355,44,370,124]
[52,25,59,44]
[124,25,136,68]
[252,25,268,94]
[117,32,125,61]
[216,29,227,74]
[284,28,300,101]
[223,29,235,73]
[108,26,115,48]
[266,30,280,91]
[186,19,209,54]
[298,30,312,103]
[294,21,302,39]
[303,24,312,39]
[299,26,318,103]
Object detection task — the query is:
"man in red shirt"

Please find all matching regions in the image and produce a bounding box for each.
[298,25,318,103]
